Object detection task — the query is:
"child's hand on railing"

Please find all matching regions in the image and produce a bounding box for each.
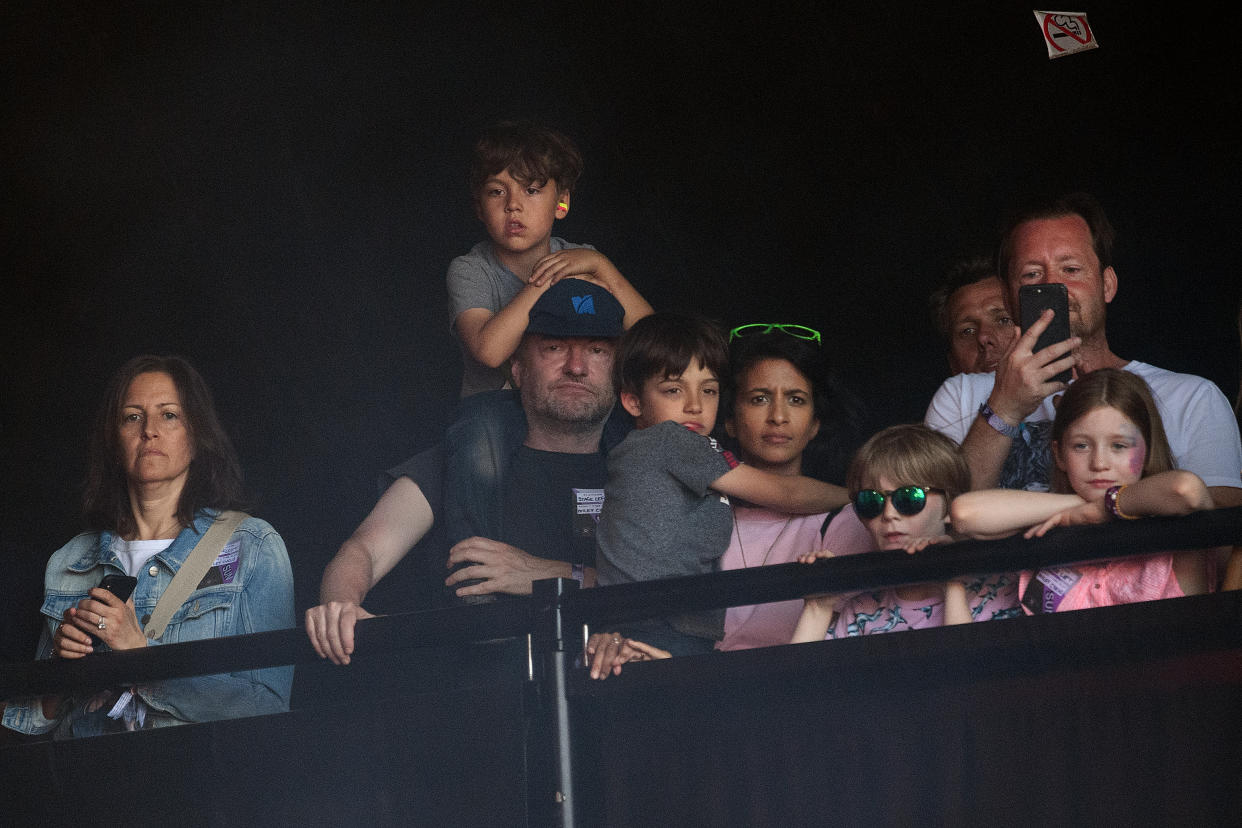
[585,632,670,680]
[1024,500,1107,539]
[900,533,952,555]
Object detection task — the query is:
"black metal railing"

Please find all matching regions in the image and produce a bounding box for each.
[5,506,1238,700]
[2,505,1241,826]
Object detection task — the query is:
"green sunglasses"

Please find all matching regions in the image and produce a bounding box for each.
[854,486,944,520]
[728,323,822,344]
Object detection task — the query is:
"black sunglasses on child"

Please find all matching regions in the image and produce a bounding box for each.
[854,486,944,520]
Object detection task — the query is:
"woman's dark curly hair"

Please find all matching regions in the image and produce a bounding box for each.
[725,331,867,484]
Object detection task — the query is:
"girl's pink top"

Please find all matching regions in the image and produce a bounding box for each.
[821,507,1023,637]
[1017,552,1199,613]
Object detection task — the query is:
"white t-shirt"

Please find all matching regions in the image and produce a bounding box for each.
[924,361,1242,491]
[114,537,174,578]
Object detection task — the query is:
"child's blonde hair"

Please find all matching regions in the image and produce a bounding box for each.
[846,424,971,502]
[1050,368,1174,493]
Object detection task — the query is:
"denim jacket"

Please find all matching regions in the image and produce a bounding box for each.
[2,510,294,738]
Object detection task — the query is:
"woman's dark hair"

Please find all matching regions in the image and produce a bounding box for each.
[84,355,244,536]
[725,331,867,484]
[726,333,832,424]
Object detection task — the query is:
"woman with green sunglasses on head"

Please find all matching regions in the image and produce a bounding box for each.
[791,424,1022,642]
[587,323,867,674]
[712,322,867,650]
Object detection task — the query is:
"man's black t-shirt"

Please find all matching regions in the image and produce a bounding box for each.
[501,446,607,567]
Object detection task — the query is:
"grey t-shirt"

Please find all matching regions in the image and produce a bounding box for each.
[595,421,738,640]
[446,237,593,398]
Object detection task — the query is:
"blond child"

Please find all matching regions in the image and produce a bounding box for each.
[791,425,1021,642]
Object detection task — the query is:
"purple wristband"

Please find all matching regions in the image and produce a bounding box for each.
[1104,485,1137,520]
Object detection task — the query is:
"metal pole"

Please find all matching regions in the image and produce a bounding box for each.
[529,577,582,828]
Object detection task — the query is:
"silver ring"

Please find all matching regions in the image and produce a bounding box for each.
[612,637,621,645]
[97,617,107,631]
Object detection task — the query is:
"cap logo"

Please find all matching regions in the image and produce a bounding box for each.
[571,295,596,315]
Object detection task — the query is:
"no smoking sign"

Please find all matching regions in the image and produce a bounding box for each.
[1034,10,1099,59]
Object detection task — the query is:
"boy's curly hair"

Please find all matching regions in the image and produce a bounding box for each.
[469,121,583,197]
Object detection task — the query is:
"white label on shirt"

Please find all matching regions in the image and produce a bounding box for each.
[573,488,605,518]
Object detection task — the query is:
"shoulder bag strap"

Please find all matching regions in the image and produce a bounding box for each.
[819,508,841,541]
[144,510,248,640]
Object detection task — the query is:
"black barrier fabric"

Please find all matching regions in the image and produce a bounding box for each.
[574,591,1242,826]
[0,639,531,827]
[3,594,1240,826]
[1,510,1239,826]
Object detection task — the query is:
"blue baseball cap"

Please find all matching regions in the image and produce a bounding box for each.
[525,278,625,338]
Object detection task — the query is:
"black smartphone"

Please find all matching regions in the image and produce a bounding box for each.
[99,573,138,602]
[88,574,138,647]
[1018,283,1072,384]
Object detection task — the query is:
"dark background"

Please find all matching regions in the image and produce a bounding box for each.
[4,1,1239,641]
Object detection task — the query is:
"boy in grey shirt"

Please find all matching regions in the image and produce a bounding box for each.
[447,121,652,397]
[595,314,848,655]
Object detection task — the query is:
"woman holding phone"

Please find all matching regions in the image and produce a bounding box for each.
[2,355,293,738]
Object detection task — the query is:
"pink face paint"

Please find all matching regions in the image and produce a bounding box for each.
[1118,420,1146,477]
[1129,435,1146,477]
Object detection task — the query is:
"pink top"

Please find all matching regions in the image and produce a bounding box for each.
[1017,553,1198,613]
[820,506,1022,637]
[818,503,877,558]
[831,575,1021,637]
[717,506,831,651]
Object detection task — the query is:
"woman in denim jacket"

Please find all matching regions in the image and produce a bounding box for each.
[1,355,293,738]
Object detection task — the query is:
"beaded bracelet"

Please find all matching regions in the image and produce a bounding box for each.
[1104,485,1138,520]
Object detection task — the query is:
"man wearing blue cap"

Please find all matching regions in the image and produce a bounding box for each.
[306,279,640,664]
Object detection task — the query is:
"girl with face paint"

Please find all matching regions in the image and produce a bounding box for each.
[951,369,1216,612]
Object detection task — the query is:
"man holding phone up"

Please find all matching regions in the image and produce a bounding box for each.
[925,192,1242,507]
